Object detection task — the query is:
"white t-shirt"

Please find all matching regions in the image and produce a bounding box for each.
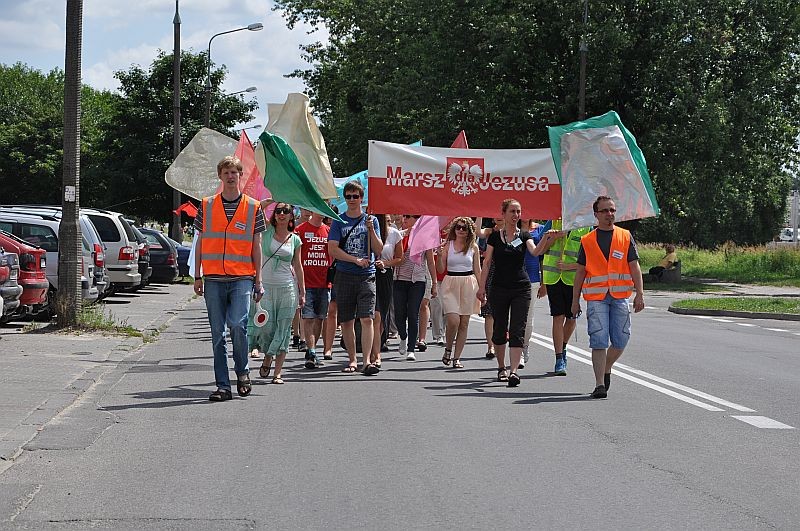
[380,226,403,261]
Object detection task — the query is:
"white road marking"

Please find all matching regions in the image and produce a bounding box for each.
[731,416,795,429]
[765,328,789,332]
[532,333,755,412]
[711,318,735,323]
[525,336,725,412]
[736,323,757,327]
[471,316,795,427]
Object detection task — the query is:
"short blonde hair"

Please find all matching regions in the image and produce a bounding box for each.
[217,155,243,175]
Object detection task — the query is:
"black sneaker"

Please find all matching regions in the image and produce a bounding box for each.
[291,335,300,349]
[304,349,317,369]
[298,340,307,352]
[590,385,607,399]
[485,350,495,360]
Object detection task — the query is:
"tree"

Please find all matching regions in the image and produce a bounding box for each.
[84,50,257,221]
[0,51,256,222]
[274,0,800,247]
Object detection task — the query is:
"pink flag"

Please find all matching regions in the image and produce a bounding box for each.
[407,132,470,263]
[216,130,271,200]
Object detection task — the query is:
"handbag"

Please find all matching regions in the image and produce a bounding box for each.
[327,214,365,284]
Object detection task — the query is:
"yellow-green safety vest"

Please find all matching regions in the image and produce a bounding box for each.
[542,220,591,286]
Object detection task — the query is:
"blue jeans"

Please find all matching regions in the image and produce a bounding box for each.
[587,293,631,350]
[393,279,426,352]
[204,279,252,391]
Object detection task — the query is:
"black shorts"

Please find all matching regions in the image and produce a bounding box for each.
[546,280,575,318]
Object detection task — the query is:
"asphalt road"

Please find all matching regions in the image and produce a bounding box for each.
[0,286,798,530]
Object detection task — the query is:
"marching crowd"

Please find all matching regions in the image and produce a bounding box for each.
[192,156,645,402]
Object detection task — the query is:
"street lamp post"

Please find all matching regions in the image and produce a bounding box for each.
[226,86,257,97]
[578,0,589,120]
[204,23,263,127]
[235,124,262,134]
[171,0,182,242]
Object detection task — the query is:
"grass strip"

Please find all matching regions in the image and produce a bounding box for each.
[638,244,800,286]
[672,297,800,314]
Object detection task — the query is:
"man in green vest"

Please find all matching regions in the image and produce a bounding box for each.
[540,220,592,376]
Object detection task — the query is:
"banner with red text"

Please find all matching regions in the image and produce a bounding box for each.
[367,141,561,219]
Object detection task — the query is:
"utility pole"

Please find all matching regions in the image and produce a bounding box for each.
[578,0,589,120]
[57,0,83,327]
[171,0,182,242]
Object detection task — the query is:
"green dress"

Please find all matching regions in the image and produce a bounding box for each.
[247,225,302,355]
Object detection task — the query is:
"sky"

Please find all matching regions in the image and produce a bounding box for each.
[0,0,326,131]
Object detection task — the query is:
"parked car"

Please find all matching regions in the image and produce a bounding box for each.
[167,237,191,278]
[0,230,48,317]
[127,223,153,289]
[0,206,110,298]
[0,249,23,322]
[82,208,141,293]
[779,228,796,242]
[140,228,179,283]
[0,210,98,306]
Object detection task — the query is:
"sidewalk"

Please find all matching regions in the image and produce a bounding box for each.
[0,283,195,469]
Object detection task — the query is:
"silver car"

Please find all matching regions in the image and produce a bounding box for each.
[0,210,98,304]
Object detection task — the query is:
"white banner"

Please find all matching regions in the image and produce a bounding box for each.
[367,141,562,218]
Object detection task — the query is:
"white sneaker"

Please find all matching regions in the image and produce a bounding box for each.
[523,347,530,365]
[406,352,416,361]
[399,338,407,355]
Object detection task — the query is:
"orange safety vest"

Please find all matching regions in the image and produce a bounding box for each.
[200,194,259,277]
[580,226,634,300]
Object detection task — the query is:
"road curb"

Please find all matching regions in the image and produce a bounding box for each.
[668,305,800,321]
[0,295,196,469]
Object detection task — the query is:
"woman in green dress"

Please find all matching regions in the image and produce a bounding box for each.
[250,202,305,384]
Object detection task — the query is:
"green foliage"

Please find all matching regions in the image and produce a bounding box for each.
[274,0,800,247]
[672,297,800,314]
[0,51,256,222]
[639,243,800,285]
[84,50,257,220]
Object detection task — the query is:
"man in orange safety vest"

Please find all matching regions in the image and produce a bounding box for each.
[571,196,645,399]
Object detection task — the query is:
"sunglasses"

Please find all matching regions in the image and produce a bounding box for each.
[274,207,292,215]
[596,208,617,214]
[454,225,468,231]
[344,194,361,200]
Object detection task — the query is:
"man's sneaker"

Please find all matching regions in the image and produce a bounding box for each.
[406,351,416,361]
[399,338,408,355]
[590,385,607,399]
[298,339,307,352]
[435,337,445,347]
[554,355,567,376]
[291,335,300,349]
[304,350,317,369]
[562,349,568,369]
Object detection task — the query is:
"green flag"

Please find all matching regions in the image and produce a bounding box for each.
[255,130,342,222]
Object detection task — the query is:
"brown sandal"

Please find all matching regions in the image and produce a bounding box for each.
[497,367,509,382]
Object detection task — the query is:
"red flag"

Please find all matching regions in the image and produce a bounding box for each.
[451,130,469,149]
[173,201,198,218]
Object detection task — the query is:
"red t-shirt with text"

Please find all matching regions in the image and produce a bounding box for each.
[296,221,331,289]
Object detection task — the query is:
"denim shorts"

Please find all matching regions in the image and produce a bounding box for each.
[586,293,631,350]
[302,287,330,320]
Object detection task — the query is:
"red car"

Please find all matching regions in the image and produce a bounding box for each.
[0,230,48,316]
